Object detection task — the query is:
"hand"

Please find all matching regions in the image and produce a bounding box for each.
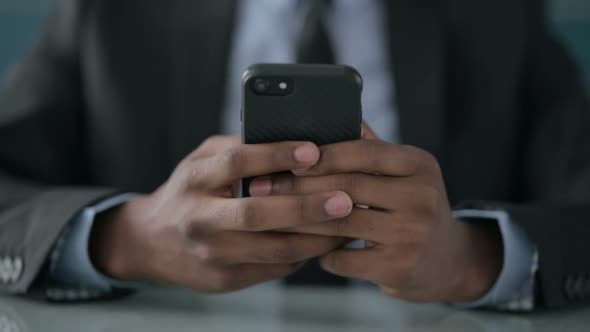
[249,130,503,302]
[90,135,354,293]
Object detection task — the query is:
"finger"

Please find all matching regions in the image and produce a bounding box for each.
[193,135,241,158]
[293,140,427,177]
[196,232,347,265]
[280,208,391,243]
[202,191,353,231]
[361,122,380,140]
[254,175,442,222]
[206,263,299,293]
[194,141,320,188]
[319,248,380,281]
[251,172,394,210]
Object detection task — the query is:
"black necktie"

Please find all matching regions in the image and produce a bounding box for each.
[296,0,335,64]
[285,0,348,287]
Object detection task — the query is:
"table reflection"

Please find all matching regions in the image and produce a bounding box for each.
[0,285,588,332]
[0,302,27,332]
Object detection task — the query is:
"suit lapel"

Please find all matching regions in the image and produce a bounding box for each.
[169,0,237,162]
[384,0,447,162]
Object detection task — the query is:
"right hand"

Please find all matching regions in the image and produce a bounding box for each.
[89,136,354,292]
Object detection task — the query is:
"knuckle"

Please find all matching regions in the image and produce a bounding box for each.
[198,135,221,154]
[191,135,231,160]
[364,140,385,165]
[195,244,224,265]
[234,201,261,230]
[175,158,209,190]
[220,146,245,175]
[174,157,192,173]
[416,185,442,220]
[399,145,423,174]
[186,160,208,187]
[172,159,192,181]
[214,206,234,229]
[184,215,209,239]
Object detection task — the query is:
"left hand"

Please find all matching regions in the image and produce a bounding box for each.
[249,127,503,303]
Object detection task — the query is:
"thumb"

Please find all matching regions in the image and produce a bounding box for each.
[361,122,381,140]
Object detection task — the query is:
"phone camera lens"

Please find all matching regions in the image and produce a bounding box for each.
[254,79,270,93]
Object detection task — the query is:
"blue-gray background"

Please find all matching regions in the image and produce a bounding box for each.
[1,0,589,89]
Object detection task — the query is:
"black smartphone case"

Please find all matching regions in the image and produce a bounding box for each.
[241,64,363,197]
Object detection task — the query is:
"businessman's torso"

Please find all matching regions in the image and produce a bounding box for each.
[37,0,536,203]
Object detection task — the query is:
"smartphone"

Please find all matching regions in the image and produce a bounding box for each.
[241,63,363,197]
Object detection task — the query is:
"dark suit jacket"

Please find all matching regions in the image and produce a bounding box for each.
[0,0,589,308]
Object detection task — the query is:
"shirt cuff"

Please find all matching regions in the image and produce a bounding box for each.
[452,209,539,311]
[49,193,144,291]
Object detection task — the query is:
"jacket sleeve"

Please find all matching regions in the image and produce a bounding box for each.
[0,0,117,295]
[458,0,590,308]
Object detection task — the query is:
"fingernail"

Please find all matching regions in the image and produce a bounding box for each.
[324,192,353,217]
[249,177,272,196]
[294,143,319,164]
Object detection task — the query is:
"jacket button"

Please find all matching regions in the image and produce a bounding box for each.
[0,257,23,284]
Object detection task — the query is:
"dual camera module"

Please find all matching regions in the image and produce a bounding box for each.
[251,77,294,96]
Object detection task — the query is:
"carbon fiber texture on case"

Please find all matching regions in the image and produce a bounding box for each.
[241,64,362,197]
[242,64,362,145]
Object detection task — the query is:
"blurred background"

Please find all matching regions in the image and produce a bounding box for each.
[0,0,589,89]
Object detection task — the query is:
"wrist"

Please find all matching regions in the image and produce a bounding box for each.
[447,218,503,302]
[89,195,151,282]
